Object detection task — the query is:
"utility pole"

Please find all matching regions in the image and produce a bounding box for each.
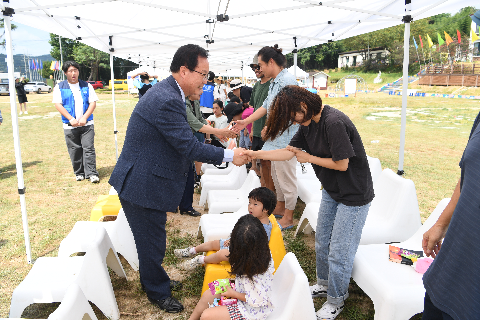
[23,54,27,78]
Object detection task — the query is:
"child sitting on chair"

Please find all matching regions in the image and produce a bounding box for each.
[188,214,275,320]
[175,187,276,271]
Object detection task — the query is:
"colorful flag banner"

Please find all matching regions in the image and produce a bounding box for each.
[412,36,418,49]
[444,31,453,46]
[39,60,43,69]
[50,61,55,70]
[472,27,480,42]
[419,35,424,48]
[426,34,434,48]
[457,29,461,43]
[437,33,445,46]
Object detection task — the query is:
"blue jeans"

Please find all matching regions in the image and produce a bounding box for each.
[316,189,370,305]
[239,129,251,149]
[422,292,454,320]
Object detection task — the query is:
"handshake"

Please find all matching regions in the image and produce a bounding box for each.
[232,148,253,167]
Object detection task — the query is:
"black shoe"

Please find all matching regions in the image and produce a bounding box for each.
[141,280,183,292]
[179,209,201,217]
[148,296,184,313]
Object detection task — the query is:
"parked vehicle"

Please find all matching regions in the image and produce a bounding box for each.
[87,81,104,89]
[0,83,9,95]
[24,82,52,94]
[108,79,128,90]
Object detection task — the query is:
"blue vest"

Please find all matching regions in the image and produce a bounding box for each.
[199,82,215,109]
[59,79,92,124]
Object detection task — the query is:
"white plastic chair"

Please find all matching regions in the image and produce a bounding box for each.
[58,208,139,271]
[201,163,235,175]
[296,178,323,204]
[266,252,316,320]
[294,169,421,244]
[294,202,320,237]
[360,168,421,244]
[351,198,450,320]
[296,162,317,180]
[367,156,382,184]
[197,203,248,241]
[47,283,98,320]
[108,186,118,195]
[199,165,247,207]
[206,171,261,214]
[9,227,125,320]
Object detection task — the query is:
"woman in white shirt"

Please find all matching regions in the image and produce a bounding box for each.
[206,100,229,148]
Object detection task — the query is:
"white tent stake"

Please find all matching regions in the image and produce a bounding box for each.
[4,12,32,264]
[398,0,412,176]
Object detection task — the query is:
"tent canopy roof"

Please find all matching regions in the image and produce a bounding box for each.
[8,0,475,72]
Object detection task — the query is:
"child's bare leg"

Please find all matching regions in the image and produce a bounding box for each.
[195,240,220,254]
[200,305,230,320]
[188,290,220,320]
[195,162,202,176]
[204,249,229,264]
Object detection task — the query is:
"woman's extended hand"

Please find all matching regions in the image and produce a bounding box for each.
[232,120,247,133]
[220,127,237,139]
[286,146,311,163]
[240,149,256,159]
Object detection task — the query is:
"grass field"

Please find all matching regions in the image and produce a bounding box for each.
[0,87,478,319]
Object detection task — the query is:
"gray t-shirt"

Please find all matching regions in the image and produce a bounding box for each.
[423,111,480,319]
[289,105,374,206]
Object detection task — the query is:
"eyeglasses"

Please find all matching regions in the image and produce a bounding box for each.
[191,69,209,80]
[251,65,260,71]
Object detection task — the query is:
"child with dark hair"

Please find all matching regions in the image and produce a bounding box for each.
[175,187,276,271]
[188,214,274,320]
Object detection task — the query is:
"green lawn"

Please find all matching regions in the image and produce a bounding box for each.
[0,89,478,319]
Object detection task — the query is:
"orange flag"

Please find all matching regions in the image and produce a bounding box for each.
[444,31,453,46]
[457,30,461,43]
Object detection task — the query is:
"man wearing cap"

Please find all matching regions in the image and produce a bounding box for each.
[15,77,28,115]
[249,54,273,189]
[229,79,253,107]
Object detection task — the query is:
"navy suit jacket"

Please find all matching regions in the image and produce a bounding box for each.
[109,75,224,212]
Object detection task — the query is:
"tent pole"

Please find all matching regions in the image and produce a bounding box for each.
[398,1,412,176]
[110,52,118,161]
[293,37,298,78]
[4,12,32,264]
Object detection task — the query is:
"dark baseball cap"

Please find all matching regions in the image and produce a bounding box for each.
[224,102,244,123]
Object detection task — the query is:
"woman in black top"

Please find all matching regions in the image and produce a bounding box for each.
[243,85,374,320]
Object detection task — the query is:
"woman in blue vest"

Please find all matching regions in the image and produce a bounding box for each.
[52,61,100,183]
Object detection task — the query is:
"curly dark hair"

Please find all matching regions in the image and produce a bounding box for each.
[170,44,209,73]
[257,44,286,68]
[228,215,271,280]
[264,85,322,141]
[248,187,276,216]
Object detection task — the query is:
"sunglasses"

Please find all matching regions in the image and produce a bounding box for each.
[251,65,260,71]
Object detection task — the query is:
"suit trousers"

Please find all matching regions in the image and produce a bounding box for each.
[120,198,171,300]
[179,163,195,212]
[63,124,98,178]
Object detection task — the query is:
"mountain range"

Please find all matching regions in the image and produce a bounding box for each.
[0,54,54,74]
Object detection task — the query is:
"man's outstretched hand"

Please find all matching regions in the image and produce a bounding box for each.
[232,148,252,166]
[232,120,247,134]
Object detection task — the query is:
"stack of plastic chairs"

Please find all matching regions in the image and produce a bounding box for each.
[199,164,248,207]
[352,198,450,320]
[9,227,125,319]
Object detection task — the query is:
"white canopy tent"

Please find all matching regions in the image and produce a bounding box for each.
[288,65,308,79]
[1,0,475,262]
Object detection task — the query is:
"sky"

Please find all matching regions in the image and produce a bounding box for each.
[2,22,52,57]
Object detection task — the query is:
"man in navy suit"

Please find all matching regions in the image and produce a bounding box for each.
[109,44,249,313]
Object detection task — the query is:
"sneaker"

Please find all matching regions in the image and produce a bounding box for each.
[19,111,23,115]
[90,175,100,183]
[174,247,196,258]
[76,175,85,181]
[24,111,28,114]
[310,284,328,298]
[316,301,344,320]
[179,255,203,271]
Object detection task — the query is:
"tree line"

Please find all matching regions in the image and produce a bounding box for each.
[286,6,477,72]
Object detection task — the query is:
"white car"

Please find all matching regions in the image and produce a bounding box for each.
[25,82,52,94]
